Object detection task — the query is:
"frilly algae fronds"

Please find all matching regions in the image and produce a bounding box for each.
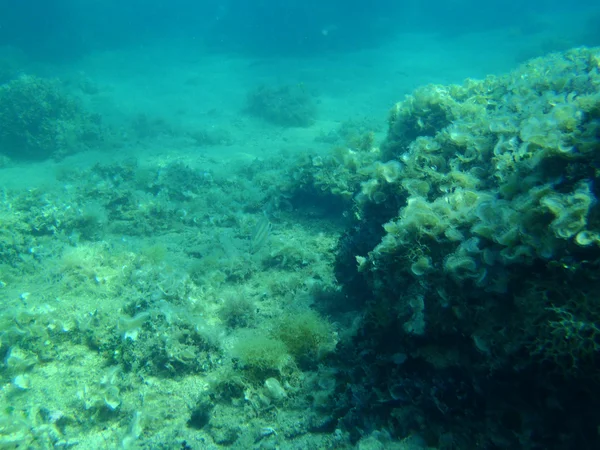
[320,47,600,448]
[357,47,600,290]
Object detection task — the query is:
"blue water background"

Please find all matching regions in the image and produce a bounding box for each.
[1,0,598,61]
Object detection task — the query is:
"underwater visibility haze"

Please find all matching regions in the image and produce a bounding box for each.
[1,0,600,448]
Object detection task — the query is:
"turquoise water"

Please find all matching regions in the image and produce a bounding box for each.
[0,2,599,449]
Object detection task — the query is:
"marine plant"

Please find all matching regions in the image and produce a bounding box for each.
[230,329,290,375]
[0,75,103,159]
[289,46,600,447]
[272,310,335,367]
[245,83,317,127]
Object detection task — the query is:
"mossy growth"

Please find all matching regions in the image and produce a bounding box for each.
[514,276,600,379]
[542,306,600,375]
[218,294,256,329]
[138,243,168,265]
[245,83,317,127]
[272,310,335,367]
[0,74,103,160]
[230,329,290,375]
[227,311,334,382]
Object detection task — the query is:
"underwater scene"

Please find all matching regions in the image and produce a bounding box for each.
[1,0,600,448]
